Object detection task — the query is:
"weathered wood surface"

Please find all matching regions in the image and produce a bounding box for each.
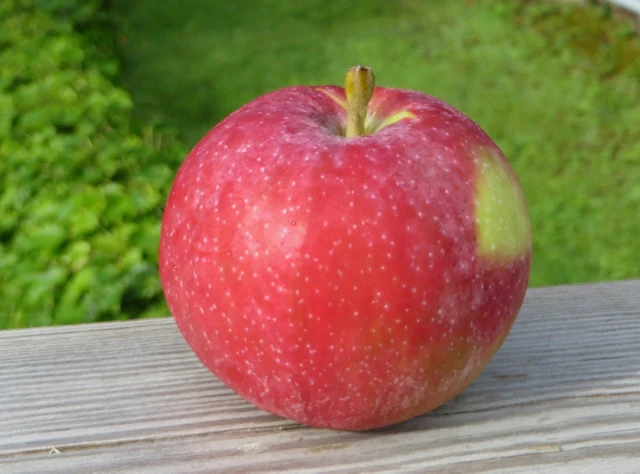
[1,280,639,473]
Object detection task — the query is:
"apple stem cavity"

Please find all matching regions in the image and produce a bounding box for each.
[345,65,375,138]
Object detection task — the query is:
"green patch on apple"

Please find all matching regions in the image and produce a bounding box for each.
[475,149,531,262]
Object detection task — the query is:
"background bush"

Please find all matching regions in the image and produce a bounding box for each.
[1,0,639,329]
[0,0,187,328]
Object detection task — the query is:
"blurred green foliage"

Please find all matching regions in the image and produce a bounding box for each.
[0,0,187,328]
[1,0,639,328]
[111,0,640,288]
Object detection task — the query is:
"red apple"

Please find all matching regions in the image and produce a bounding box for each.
[159,66,531,430]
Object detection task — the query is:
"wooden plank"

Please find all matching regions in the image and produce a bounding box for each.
[1,280,639,472]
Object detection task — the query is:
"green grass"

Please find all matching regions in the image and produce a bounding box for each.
[109,0,640,287]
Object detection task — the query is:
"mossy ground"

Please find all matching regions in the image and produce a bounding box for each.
[109,0,640,287]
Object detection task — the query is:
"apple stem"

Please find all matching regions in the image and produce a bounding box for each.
[345,65,375,138]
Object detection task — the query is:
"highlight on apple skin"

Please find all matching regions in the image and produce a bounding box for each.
[159,66,532,431]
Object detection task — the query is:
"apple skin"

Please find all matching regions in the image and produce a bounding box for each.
[159,84,531,430]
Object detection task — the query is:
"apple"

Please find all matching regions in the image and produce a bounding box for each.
[159,66,531,430]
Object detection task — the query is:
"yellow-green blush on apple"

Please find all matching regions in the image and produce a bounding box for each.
[475,150,531,263]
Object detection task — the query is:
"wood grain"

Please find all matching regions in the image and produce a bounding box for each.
[1,280,639,473]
